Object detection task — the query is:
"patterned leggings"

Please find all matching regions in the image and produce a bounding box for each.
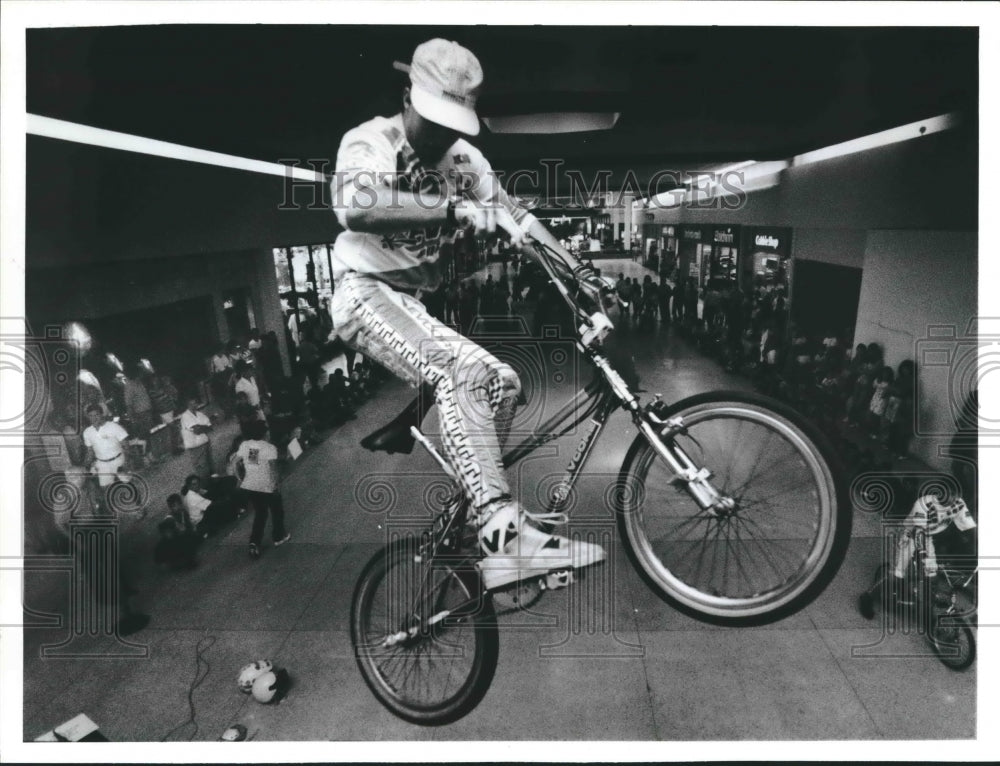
[331,273,520,510]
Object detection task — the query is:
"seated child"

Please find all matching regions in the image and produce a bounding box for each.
[181,474,240,537]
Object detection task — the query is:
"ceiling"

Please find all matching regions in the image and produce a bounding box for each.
[27,25,978,195]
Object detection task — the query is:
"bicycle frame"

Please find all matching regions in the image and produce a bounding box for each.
[512,239,737,514]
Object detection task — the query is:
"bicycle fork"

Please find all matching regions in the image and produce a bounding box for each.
[591,353,734,516]
[635,417,736,515]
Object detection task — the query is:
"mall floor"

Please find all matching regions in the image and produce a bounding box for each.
[21,260,976,743]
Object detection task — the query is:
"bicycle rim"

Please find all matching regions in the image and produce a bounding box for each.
[350,540,498,725]
[621,393,846,624]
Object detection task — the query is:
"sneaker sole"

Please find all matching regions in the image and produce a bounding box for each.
[478,553,606,592]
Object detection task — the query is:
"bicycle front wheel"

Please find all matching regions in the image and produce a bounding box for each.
[928,614,976,670]
[350,538,499,725]
[618,391,850,625]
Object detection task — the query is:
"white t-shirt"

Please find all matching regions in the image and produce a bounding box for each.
[82,421,129,461]
[183,489,212,525]
[235,377,260,408]
[236,439,279,493]
[331,113,536,291]
[211,354,232,373]
[180,409,211,449]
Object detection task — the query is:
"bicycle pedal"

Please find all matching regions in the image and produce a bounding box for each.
[542,570,574,590]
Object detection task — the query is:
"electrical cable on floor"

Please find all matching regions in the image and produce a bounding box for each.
[160,635,217,741]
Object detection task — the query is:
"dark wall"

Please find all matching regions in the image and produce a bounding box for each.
[790,260,863,340]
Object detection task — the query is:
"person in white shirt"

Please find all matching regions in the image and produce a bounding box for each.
[233,362,262,409]
[180,397,214,477]
[79,403,150,634]
[235,420,289,558]
[82,403,129,510]
[210,344,234,416]
[247,328,262,352]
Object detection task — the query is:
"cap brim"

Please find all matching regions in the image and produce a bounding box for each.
[410,84,480,136]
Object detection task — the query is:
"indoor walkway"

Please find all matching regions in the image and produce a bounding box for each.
[21,265,975,742]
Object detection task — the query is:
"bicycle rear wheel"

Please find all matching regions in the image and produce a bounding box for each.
[618,391,850,625]
[350,538,499,725]
[928,614,976,670]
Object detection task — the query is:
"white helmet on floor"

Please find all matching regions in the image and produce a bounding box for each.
[251,667,290,704]
[237,660,273,694]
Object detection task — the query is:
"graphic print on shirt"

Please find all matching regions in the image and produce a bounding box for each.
[248,447,260,466]
[377,147,446,262]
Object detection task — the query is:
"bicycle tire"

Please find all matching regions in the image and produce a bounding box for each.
[928,613,976,671]
[617,391,850,626]
[350,538,499,725]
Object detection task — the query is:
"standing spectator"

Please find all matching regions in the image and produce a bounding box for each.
[683,280,699,326]
[236,421,289,559]
[180,397,214,477]
[147,372,182,456]
[233,361,263,413]
[122,369,154,442]
[458,281,476,334]
[81,403,129,512]
[297,332,321,391]
[482,274,496,314]
[445,279,461,326]
[495,274,511,316]
[210,344,234,416]
[318,298,335,349]
[247,328,263,353]
[671,278,685,322]
[234,390,264,438]
[657,278,672,324]
[287,310,301,348]
[257,331,284,397]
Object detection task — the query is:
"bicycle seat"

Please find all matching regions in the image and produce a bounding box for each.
[360,383,435,455]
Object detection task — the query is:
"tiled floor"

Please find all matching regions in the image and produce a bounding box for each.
[21,260,976,742]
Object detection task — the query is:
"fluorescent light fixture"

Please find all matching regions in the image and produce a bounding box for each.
[793,112,960,167]
[27,114,326,182]
[482,112,620,134]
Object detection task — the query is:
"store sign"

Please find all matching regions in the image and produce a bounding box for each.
[682,229,702,241]
[714,228,735,244]
[755,234,780,249]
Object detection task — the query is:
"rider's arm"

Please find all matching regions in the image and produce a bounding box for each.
[331,120,449,234]
[337,182,450,234]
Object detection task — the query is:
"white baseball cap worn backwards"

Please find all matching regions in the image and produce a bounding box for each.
[394,39,483,136]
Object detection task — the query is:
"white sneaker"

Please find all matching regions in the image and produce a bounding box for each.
[476,500,606,591]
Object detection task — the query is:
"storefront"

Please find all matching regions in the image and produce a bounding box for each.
[641,221,679,275]
[676,225,707,285]
[742,226,792,291]
[705,225,740,288]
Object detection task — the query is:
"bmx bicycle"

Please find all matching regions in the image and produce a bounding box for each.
[350,236,851,725]
[858,527,976,671]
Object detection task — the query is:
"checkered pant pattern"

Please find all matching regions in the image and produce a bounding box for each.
[331,273,521,510]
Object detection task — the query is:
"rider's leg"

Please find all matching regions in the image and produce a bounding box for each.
[331,274,604,588]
